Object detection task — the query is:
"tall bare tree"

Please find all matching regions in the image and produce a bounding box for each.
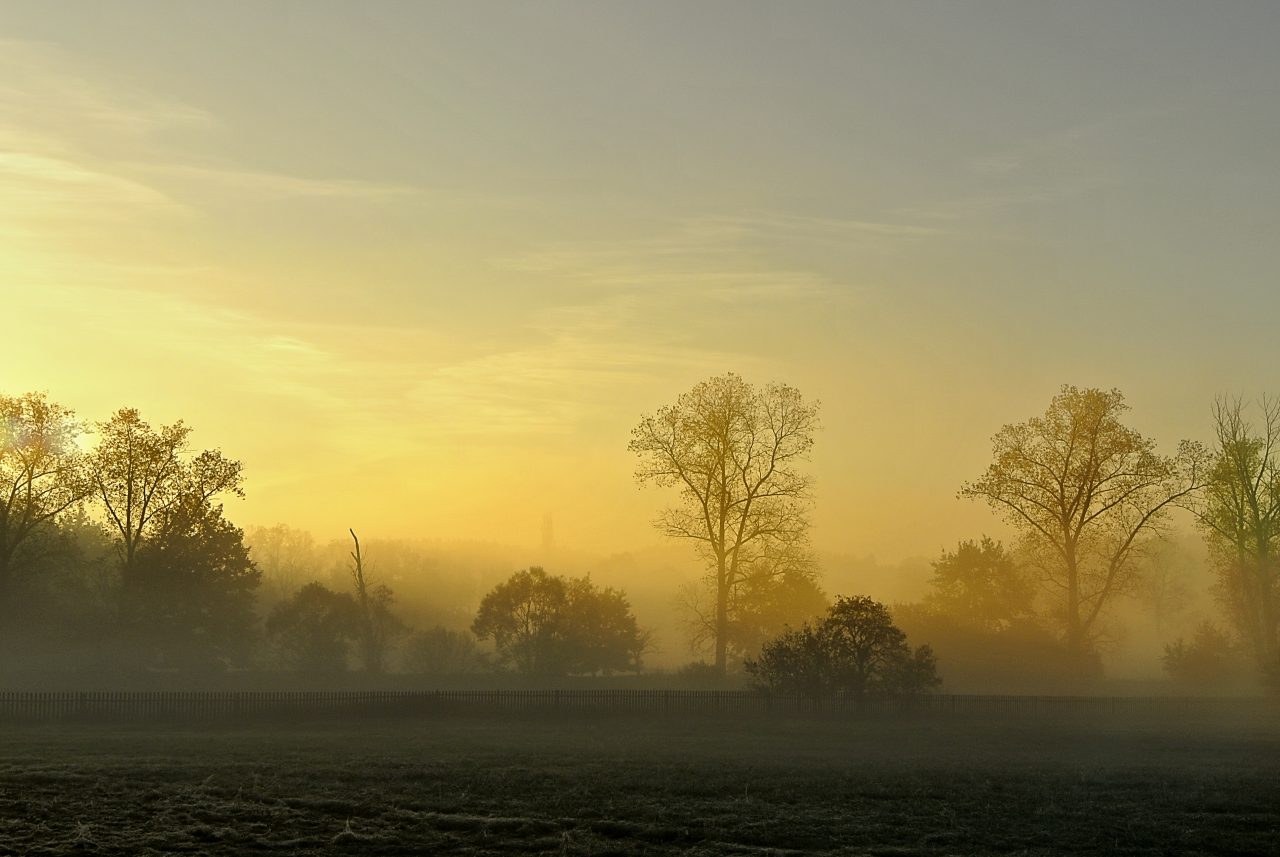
[630,373,819,672]
[0,393,89,624]
[961,386,1206,657]
[348,529,400,673]
[1191,396,1280,670]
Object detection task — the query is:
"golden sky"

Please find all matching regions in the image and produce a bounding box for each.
[3,3,1279,560]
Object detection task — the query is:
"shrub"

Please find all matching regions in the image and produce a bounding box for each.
[746,595,940,698]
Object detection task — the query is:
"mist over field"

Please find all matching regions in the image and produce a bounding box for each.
[0,376,1263,697]
[2,2,1279,853]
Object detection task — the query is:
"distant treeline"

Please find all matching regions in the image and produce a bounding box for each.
[1,379,1277,692]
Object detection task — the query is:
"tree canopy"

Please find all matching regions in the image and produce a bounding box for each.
[88,408,244,572]
[961,385,1206,657]
[0,393,89,629]
[1191,397,1280,673]
[630,372,819,672]
[472,567,647,676]
[924,537,1037,631]
[746,595,939,699]
[266,582,361,674]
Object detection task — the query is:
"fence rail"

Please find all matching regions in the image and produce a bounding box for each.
[0,690,1273,723]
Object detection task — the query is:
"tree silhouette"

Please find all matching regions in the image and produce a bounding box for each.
[266,582,360,673]
[961,386,1206,659]
[0,393,88,637]
[630,373,819,673]
[925,537,1037,631]
[88,409,243,572]
[472,567,647,676]
[1190,396,1280,672]
[127,492,260,667]
[87,408,255,666]
[746,595,939,699]
[347,529,401,674]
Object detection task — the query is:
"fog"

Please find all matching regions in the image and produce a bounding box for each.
[5,5,1280,853]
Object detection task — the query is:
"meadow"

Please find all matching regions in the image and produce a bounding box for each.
[1,707,1277,856]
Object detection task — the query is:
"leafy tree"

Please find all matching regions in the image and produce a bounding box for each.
[472,567,647,676]
[630,373,819,672]
[266,582,360,673]
[745,624,831,699]
[87,408,256,666]
[402,627,484,674]
[731,560,828,658]
[0,509,118,665]
[88,408,243,573]
[473,567,567,675]
[746,595,939,698]
[564,576,652,674]
[125,493,261,667]
[1189,397,1280,673]
[924,537,1036,631]
[0,393,89,634]
[961,386,1206,658]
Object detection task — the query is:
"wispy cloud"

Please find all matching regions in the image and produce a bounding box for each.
[0,36,753,444]
[699,212,940,240]
[0,38,850,450]
[0,37,434,233]
[0,38,215,143]
[0,150,186,225]
[506,211,935,277]
[134,163,422,201]
[406,323,752,436]
[496,209,928,309]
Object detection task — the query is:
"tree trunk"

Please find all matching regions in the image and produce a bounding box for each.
[1065,551,1083,656]
[714,589,729,673]
[714,554,729,673]
[0,552,9,655]
[1257,543,1277,665]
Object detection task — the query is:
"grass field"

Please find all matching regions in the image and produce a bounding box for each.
[1,711,1277,855]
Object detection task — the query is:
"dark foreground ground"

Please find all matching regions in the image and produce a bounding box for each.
[1,711,1277,855]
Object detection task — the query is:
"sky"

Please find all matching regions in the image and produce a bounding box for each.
[2,2,1279,561]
